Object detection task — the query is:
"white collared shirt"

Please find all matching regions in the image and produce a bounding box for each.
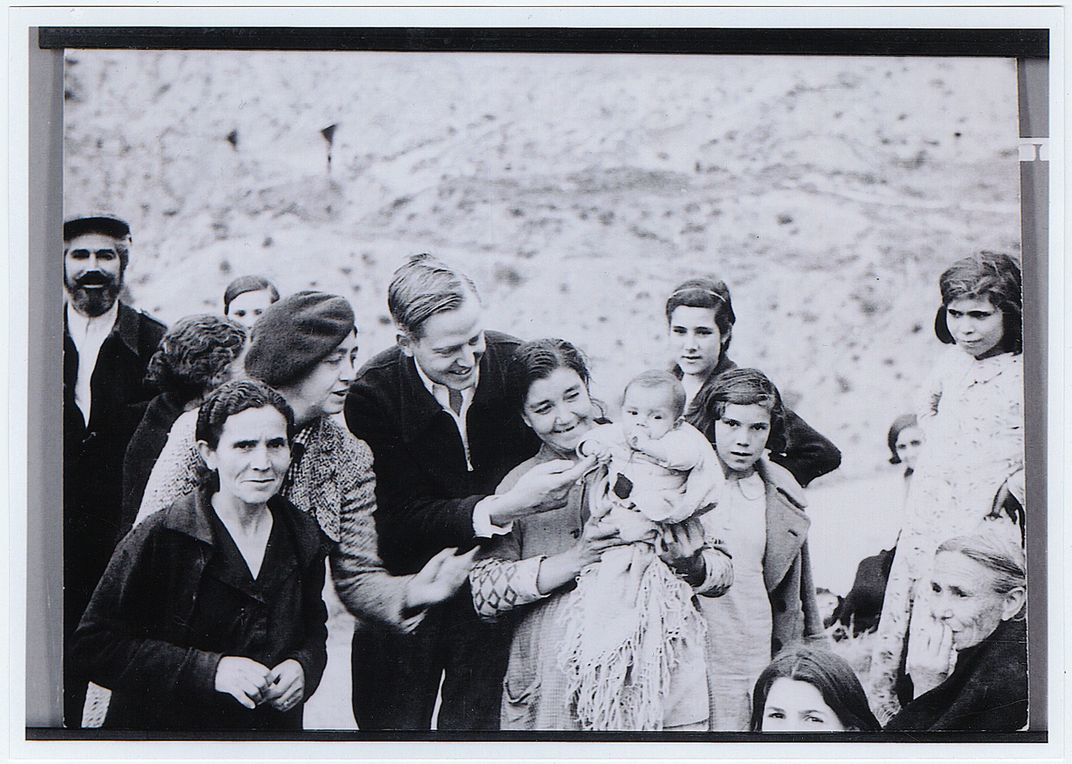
[412,360,511,538]
[66,300,120,427]
[413,360,478,471]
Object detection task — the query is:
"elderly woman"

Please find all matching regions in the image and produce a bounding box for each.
[469,339,732,730]
[136,291,473,635]
[884,532,1027,731]
[665,277,841,488]
[73,380,327,729]
[119,314,248,538]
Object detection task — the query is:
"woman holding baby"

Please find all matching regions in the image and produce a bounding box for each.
[469,339,733,731]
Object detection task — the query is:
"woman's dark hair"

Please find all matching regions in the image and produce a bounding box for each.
[223,274,280,314]
[664,276,736,358]
[750,644,881,732]
[886,413,919,465]
[686,367,788,455]
[933,252,1022,355]
[146,314,247,403]
[506,338,593,412]
[195,379,295,450]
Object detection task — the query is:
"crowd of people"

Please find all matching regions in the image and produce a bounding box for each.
[61,213,1029,733]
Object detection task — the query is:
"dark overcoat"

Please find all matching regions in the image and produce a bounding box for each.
[885,616,1028,731]
[72,489,329,730]
[63,302,166,637]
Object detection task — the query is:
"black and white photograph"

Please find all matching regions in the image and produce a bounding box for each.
[15,13,1057,753]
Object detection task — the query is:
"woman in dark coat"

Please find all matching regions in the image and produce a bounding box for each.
[666,277,841,487]
[885,531,1027,731]
[119,314,247,539]
[74,380,328,730]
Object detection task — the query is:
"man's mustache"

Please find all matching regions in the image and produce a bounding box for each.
[75,271,117,288]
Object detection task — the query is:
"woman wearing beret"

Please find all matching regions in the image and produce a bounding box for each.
[74,381,328,730]
[135,291,474,636]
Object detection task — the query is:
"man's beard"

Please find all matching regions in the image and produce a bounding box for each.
[66,271,122,317]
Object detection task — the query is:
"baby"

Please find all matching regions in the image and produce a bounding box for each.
[560,370,723,730]
[578,369,722,541]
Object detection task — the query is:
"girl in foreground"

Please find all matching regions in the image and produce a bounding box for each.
[689,368,823,731]
[751,644,880,732]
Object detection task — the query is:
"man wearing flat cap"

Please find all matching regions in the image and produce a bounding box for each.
[62,214,166,727]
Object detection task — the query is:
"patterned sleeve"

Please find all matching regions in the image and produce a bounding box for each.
[469,531,545,621]
[134,411,200,528]
[469,459,547,620]
[328,430,424,633]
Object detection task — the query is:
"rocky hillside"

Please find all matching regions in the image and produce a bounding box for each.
[63,50,1022,480]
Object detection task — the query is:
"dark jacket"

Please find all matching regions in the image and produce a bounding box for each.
[63,302,166,634]
[885,616,1028,732]
[344,331,540,575]
[677,354,841,487]
[834,546,896,635]
[118,391,189,540]
[72,488,329,730]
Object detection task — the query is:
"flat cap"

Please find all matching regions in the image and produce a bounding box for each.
[63,214,131,242]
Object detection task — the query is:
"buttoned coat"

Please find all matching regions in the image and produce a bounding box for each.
[72,488,328,730]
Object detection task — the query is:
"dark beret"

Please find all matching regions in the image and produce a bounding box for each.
[245,291,355,388]
[63,215,131,242]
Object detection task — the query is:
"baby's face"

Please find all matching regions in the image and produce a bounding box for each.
[622,385,677,440]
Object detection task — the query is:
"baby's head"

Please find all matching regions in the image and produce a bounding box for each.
[621,370,686,440]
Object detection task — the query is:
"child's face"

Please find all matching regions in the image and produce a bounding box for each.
[761,678,847,732]
[622,385,677,440]
[668,306,723,377]
[895,425,925,471]
[714,402,771,474]
[945,297,1005,359]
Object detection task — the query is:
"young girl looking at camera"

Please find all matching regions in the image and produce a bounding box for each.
[868,252,1025,722]
[751,645,881,733]
[688,368,823,731]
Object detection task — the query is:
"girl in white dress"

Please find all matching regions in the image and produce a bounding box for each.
[868,252,1025,722]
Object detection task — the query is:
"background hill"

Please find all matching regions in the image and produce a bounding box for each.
[64,49,1022,594]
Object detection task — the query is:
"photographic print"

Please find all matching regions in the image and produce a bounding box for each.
[40,25,1044,745]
